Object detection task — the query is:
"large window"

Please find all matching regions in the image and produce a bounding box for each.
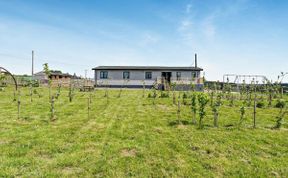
[192,71,197,79]
[145,72,152,79]
[123,71,130,79]
[100,71,108,79]
[176,72,181,80]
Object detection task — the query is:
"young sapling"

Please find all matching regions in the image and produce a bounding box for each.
[191,93,197,124]
[43,63,52,101]
[212,93,222,127]
[239,106,246,127]
[198,93,209,129]
[50,96,56,121]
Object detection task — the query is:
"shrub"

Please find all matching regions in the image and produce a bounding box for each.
[275,99,286,108]
[147,93,152,98]
[256,101,265,108]
[183,92,188,99]
[182,92,188,105]
[33,89,38,95]
[159,92,169,98]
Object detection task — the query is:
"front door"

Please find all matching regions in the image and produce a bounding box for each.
[161,72,172,90]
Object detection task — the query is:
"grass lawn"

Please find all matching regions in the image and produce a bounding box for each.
[0,87,287,177]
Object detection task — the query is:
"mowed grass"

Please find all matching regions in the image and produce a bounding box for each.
[0,87,287,177]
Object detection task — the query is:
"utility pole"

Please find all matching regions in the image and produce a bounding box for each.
[32,50,34,80]
[194,53,198,68]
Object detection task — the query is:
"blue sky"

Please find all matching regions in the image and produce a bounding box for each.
[0,0,287,81]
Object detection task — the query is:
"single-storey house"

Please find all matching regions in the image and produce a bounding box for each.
[92,66,203,90]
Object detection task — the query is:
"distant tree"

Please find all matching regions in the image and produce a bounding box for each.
[43,63,52,100]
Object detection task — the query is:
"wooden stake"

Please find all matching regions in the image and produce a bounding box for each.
[30,84,33,102]
[50,96,55,121]
[17,91,20,119]
[253,87,257,128]
[88,97,91,119]
[177,96,181,124]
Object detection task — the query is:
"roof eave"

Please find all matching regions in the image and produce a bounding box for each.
[92,66,203,71]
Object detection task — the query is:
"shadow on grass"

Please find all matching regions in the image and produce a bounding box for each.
[168,120,191,126]
[224,124,234,127]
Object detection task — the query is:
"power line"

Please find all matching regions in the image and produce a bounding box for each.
[0,52,91,68]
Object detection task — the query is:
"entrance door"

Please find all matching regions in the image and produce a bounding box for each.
[161,72,172,90]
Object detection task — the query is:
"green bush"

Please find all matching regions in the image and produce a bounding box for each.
[275,99,286,108]
[256,101,265,108]
[148,93,153,98]
[159,92,169,98]
[183,92,188,99]
[33,89,38,94]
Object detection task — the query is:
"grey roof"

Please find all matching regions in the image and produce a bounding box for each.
[92,66,203,71]
[34,71,72,77]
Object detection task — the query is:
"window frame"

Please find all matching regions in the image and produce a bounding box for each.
[192,71,197,79]
[176,72,181,80]
[123,71,130,79]
[145,72,152,80]
[100,71,108,79]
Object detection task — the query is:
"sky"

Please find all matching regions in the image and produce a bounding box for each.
[0,0,287,82]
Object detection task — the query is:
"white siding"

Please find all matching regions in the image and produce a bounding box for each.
[95,70,201,86]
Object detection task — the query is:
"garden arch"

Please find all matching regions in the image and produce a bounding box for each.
[0,67,18,91]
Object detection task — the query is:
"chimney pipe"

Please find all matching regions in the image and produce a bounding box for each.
[194,53,198,68]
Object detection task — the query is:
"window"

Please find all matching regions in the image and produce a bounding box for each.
[123,71,130,79]
[192,71,197,79]
[145,72,152,79]
[100,71,108,79]
[176,72,181,80]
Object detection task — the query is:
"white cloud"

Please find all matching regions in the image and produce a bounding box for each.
[201,16,216,40]
[178,0,250,45]
[139,33,159,46]
[179,19,192,31]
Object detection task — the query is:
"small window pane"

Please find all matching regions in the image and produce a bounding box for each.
[100,71,108,79]
[145,72,152,79]
[123,71,130,79]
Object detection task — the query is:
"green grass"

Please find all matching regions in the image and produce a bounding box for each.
[0,87,287,177]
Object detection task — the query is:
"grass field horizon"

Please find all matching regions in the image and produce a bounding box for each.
[0,87,287,177]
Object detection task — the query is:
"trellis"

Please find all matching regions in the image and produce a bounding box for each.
[223,74,269,84]
[0,67,18,91]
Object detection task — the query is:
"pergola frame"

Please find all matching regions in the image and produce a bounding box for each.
[278,72,288,83]
[0,67,18,91]
[223,74,269,84]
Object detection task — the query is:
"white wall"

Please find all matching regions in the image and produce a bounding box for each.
[94,70,201,86]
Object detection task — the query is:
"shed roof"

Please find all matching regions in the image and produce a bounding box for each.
[92,66,203,71]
